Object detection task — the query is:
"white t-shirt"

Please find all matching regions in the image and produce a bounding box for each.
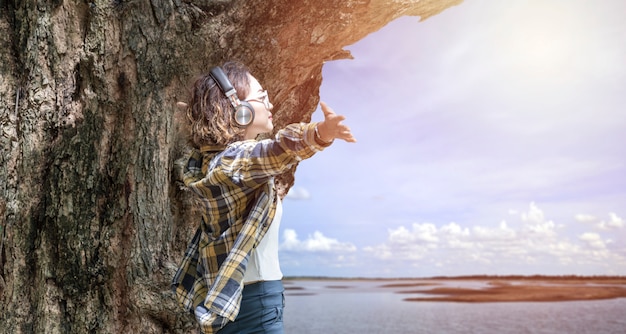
[243,198,283,283]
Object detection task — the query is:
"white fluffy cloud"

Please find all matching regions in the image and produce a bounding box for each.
[578,232,606,249]
[285,186,311,200]
[576,212,625,230]
[280,229,356,253]
[362,203,626,275]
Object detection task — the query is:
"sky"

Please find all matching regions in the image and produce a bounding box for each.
[278,0,626,278]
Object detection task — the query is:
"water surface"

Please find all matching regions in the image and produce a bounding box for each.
[283,279,626,334]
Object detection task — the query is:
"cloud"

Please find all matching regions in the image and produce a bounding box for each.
[578,232,606,249]
[576,212,625,230]
[575,214,597,223]
[285,186,311,200]
[362,203,626,275]
[603,213,625,230]
[280,229,357,253]
[519,202,560,238]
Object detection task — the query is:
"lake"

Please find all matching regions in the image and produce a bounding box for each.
[282,279,626,334]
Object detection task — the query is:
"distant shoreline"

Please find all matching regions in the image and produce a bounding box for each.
[284,275,626,303]
[284,275,626,281]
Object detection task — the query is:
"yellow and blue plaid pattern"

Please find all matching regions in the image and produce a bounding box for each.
[172,123,329,333]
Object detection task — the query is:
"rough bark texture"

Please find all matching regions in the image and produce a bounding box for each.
[0,0,462,332]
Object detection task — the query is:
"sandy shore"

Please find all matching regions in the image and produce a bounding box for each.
[285,276,626,302]
[383,276,626,302]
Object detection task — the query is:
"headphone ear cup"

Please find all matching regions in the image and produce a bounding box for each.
[234,101,255,127]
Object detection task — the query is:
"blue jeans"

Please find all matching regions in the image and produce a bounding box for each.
[218,280,285,334]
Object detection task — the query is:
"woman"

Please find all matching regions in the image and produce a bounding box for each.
[172,61,356,333]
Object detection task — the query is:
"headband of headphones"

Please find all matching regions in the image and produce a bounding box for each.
[209,66,239,108]
[209,66,254,127]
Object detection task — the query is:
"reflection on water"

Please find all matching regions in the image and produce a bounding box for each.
[283,279,626,334]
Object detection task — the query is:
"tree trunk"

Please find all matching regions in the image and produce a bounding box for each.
[0,0,461,332]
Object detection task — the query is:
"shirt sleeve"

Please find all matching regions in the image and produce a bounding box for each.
[208,122,329,187]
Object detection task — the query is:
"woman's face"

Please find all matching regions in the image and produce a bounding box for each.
[243,74,274,139]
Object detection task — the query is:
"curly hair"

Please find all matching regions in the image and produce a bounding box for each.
[186,61,252,148]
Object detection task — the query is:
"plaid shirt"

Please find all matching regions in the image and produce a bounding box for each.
[172,122,329,333]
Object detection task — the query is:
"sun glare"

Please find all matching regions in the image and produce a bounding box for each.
[497,3,591,85]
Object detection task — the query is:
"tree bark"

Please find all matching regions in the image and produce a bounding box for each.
[0,0,462,332]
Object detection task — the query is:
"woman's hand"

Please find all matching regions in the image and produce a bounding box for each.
[316,102,357,143]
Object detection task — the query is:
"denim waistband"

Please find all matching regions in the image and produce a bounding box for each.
[240,280,284,309]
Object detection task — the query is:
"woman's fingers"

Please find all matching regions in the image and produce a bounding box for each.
[319,101,356,142]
